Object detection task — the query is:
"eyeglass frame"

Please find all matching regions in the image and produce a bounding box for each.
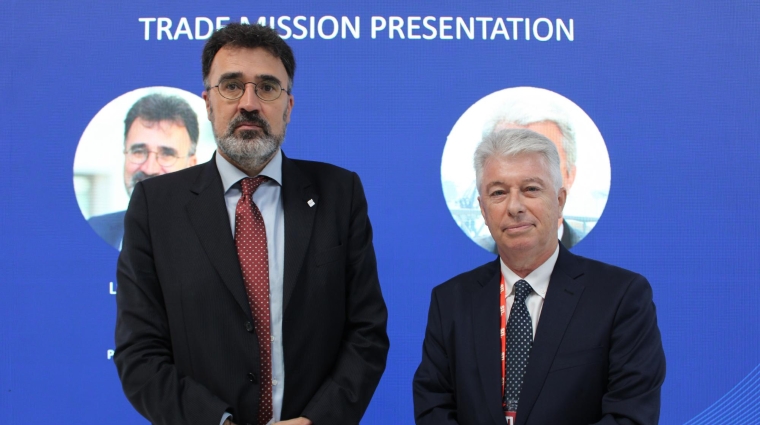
[123,146,189,168]
[208,77,291,102]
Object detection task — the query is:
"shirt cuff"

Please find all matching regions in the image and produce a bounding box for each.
[220,412,233,425]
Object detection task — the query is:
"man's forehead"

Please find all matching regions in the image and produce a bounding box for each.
[209,46,286,77]
[483,154,551,180]
[126,119,190,144]
[487,152,545,167]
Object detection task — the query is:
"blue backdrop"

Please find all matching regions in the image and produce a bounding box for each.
[1,1,759,424]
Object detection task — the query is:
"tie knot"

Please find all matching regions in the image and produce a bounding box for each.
[240,176,269,196]
[514,280,533,302]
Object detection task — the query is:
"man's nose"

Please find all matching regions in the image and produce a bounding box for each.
[237,83,263,112]
[140,152,163,174]
[506,191,525,217]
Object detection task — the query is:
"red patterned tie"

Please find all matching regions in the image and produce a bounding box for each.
[235,176,273,425]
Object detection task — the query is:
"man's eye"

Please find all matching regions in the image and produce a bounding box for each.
[490,190,506,197]
[130,148,148,155]
[259,82,278,92]
[159,149,178,159]
[222,80,242,91]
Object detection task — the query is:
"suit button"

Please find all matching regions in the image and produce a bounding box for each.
[245,321,254,332]
[247,372,258,383]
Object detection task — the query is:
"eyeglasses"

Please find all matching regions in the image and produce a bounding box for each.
[124,147,183,167]
[210,78,289,101]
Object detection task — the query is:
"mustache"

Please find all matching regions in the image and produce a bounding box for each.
[131,170,159,187]
[226,111,271,137]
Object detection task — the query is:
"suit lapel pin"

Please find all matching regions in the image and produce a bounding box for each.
[307,199,315,207]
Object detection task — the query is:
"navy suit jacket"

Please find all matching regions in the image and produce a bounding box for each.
[114,153,389,425]
[413,244,665,425]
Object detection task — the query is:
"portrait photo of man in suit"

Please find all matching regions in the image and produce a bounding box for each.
[414,129,665,425]
[441,87,610,255]
[87,93,199,249]
[114,23,389,425]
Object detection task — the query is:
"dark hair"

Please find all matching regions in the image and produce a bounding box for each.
[124,93,199,155]
[201,23,296,91]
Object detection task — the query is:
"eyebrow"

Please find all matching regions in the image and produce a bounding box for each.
[127,143,147,151]
[484,177,546,190]
[158,146,179,155]
[127,143,179,155]
[521,177,546,185]
[218,72,283,87]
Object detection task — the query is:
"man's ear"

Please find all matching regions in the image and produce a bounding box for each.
[557,187,567,214]
[202,91,212,121]
[283,93,294,124]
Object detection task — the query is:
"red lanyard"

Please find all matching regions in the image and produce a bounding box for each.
[499,274,508,411]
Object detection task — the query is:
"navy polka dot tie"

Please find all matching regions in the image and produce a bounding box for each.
[504,279,534,413]
[235,176,273,425]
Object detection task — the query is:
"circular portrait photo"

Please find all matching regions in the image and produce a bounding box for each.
[73,87,216,250]
[441,86,611,253]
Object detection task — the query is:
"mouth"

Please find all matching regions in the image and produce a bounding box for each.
[504,223,533,234]
[227,112,271,137]
[235,122,263,131]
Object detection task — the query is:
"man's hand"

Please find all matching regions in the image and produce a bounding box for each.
[223,419,236,425]
[274,418,312,425]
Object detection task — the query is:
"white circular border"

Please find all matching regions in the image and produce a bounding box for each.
[72,87,215,220]
[441,86,611,253]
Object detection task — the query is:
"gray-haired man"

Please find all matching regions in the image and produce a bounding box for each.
[414,129,665,425]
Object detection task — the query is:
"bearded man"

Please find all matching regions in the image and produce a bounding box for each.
[114,23,389,425]
[88,93,199,250]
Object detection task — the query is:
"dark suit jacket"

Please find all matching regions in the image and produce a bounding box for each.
[413,245,665,425]
[115,153,389,425]
[88,210,125,250]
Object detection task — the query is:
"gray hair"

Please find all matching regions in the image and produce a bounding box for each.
[474,129,563,193]
[483,95,576,175]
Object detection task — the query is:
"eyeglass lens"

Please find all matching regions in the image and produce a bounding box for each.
[126,147,179,167]
[217,78,283,101]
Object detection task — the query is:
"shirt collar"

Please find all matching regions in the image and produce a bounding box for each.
[216,148,283,193]
[499,244,560,299]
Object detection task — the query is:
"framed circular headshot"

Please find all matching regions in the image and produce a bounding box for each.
[73,87,216,250]
[441,86,611,253]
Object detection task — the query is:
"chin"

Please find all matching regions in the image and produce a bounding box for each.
[499,239,537,252]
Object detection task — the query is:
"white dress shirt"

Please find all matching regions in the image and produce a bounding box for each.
[500,245,560,338]
[217,149,285,425]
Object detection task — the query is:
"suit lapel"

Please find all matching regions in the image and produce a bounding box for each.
[472,260,510,425]
[516,245,585,425]
[281,153,318,312]
[186,157,252,320]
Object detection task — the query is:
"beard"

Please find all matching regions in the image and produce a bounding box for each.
[213,109,286,173]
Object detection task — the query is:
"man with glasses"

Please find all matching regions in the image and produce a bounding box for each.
[88,93,198,249]
[114,23,389,425]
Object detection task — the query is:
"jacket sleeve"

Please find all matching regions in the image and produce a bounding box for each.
[299,172,390,425]
[592,275,666,425]
[412,288,461,425]
[114,182,230,425]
